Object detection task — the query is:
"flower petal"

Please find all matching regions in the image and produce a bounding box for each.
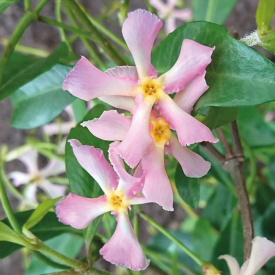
[109,142,144,199]
[39,180,67,198]
[172,9,192,20]
[82,110,132,141]
[19,149,39,175]
[43,121,75,136]
[173,73,209,113]
[40,159,66,178]
[241,237,275,275]
[166,135,211,177]
[99,96,136,113]
[63,56,136,100]
[165,17,177,33]
[56,193,110,230]
[160,39,214,93]
[100,212,149,270]
[8,172,33,187]
[122,9,162,79]
[141,145,174,211]
[156,94,218,146]
[23,184,38,204]
[69,139,118,193]
[149,0,166,12]
[219,255,241,275]
[115,95,153,168]
[105,66,139,82]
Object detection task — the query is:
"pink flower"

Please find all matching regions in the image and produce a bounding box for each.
[63,9,217,169]
[219,237,275,275]
[56,139,149,271]
[150,0,192,33]
[9,149,66,203]
[82,108,210,211]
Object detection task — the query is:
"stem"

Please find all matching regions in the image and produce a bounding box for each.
[34,0,49,13]
[139,213,204,267]
[170,181,198,219]
[205,0,215,22]
[24,0,31,11]
[144,0,157,14]
[0,147,21,233]
[227,121,254,260]
[0,11,37,87]
[62,0,130,65]
[216,128,233,158]
[200,142,225,165]
[37,240,88,271]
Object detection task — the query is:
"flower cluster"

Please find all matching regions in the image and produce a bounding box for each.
[57,9,217,270]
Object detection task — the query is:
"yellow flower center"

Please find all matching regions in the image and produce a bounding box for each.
[29,175,41,183]
[107,190,128,212]
[150,117,172,148]
[137,77,165,104]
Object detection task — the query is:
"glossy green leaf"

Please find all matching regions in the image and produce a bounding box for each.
[256,0,274,34]
[0,222,26,245]
[0,0,19,14]
[23,198,61,231]
[0,211,79,259]
[65,105,108,198]
[192,0,237,24]
[152,22,275,109]
[72,98,87,123]
[203,107,238,129]
[175,163,200,208]
[0,43,69,100]
[10,64,75,129]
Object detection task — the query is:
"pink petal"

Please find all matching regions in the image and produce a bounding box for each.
[82,110,132,141]
[173,72,209,113]
[99,96,136,113]
[159,39,214,94]
[166,135,211,177]
[100,212,149,270]
[69,139,118,193]
[141,145,174,211]
[219,255,240,275]
[42,121,75,136]
[62,56,136,100]
[109,142,144,199]
[19,149,39,175]
[241,237,275,275]
[39,180,67,198]
[172,9,192,21]
[122,9,162,79]
[115,95,153,168]
[56,193,110,230]
[156,94,218,146]
[40,159,66,178]
[8,172,33,187]
[105,66,139,82]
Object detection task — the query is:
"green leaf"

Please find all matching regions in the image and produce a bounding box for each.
[0,43,69,100]
[175,163,200,208]
[256,0,274,34]
[152,22,275,109]
[25,233,84,275]
[203,107,238,129]
[23,198,61,231]
[0,222,26,245]
[10,64,75,129]
[192,0,237,24]
[72,98,87,123]
[65,105,109,198]
[0,0,19,14]
[0,211,79,259]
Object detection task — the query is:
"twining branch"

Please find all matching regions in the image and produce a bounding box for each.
[201,121,254,260]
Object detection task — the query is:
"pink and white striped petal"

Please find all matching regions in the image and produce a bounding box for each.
[40,159,66,178]
[99,96,136,113]
[62,57,136,100]
[105,66,139,83]
[122,10,162,79]
[56,193,110,230]
[219,255,240,275]
[115,95,153,168]
[173,73,209,113]
[159,39,214,94]
[156,94,218,146]
[69,139,118,193]
[166,135,211,177]
[82,110,132,141]
[241,237,275,275]
[100,212,149,270]
[141,145,174,211]
[39,180,67,198]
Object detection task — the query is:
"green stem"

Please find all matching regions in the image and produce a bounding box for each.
[0,11,37,87]
[139,213,204,267]
[37,240,88,271]
[205,0,215,22]
[62,0,130,65]
[24,0,31,11]
[34,0,49,13]
[144,0,157,14]
[0,147,21,233]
